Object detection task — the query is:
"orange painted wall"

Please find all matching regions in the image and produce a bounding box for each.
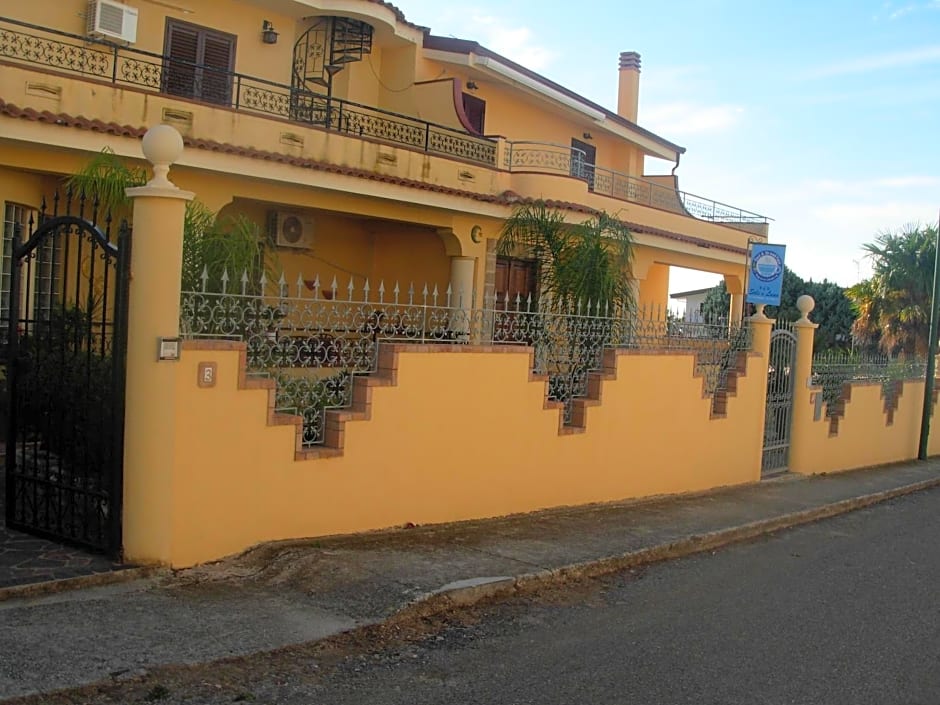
[413,80,466,131]
[128,343,767,567]
[789,380,940,474]
[210,201,451,297]
[0,166,45,210]
[639,262,670,311]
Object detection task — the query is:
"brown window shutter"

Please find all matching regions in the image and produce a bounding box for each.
[201,33,235,104]
[163,20,235,105]
[164,21,199,98]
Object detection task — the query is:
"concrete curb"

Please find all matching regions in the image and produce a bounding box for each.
[0,565,163,603]
[398,475,940,618]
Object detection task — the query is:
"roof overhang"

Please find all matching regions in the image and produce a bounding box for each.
[422,40,684,162]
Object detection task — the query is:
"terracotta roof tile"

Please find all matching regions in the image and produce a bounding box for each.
[0,100,147,137]
[365,0,428,30]
[0,99,745,255]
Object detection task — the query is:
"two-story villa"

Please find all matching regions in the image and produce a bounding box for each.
[0,0,769,323]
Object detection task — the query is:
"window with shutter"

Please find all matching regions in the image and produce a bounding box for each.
[163,19,236,106]
[462,93,486,134]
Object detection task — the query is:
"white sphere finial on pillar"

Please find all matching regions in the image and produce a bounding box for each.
[141,125,184,189]
[796,294,815,324]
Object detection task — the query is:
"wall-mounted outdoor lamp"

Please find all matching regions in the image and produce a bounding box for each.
[466,80,479,90]
[582,132,593,140]
[261,20,279,44]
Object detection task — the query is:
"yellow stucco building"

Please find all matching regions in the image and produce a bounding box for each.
[2,1,824,567]
[0,0,768,320]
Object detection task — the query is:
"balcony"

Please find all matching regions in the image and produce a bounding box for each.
[0,16,767,237]
[0,16,497,167]
[505,141,770,235]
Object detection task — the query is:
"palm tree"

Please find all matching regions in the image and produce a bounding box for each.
[848,223,938,356]
[67,149,278,293]
[496,201,635,313]
[496,202,635,418]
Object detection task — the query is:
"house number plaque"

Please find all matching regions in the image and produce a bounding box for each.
[197,362,217,388]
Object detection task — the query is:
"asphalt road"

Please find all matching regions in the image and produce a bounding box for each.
[21,487,940,705]
[289,487,940,705]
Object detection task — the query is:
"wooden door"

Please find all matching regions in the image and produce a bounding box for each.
[495,257,537,309]
[462,93,486,134]
[570,138,596,191]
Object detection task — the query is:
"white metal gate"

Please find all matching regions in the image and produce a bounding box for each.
[762,327,796,475]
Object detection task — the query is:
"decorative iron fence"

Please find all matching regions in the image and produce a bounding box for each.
[811,351,926,416]
[181,271,751,446]
[0,17,497,167]
[504,141,769,226]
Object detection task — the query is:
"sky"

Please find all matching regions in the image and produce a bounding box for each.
[390,0,940,294]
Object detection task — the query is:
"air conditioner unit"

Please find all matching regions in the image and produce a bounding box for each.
[271,211,315,249]
[86,0,138,43]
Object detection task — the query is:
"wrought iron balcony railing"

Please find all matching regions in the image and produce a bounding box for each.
[505,141,769,227]
[0,16,497,167]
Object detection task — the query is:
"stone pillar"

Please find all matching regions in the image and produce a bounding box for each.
[122,125,194,565]
[748,304,775,480]
[449,255,475,340]
[724,273,744,327]
[729,293,744,325]
[788,295,819,475]
[749,305,774,359]
[449,256,475,309]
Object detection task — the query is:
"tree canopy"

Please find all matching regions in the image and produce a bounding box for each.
[699,267,854,352]
[848,223,938,357]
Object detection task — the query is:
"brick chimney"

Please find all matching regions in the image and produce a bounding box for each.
[617,51,641,123]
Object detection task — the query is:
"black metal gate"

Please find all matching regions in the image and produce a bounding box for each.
[762,326,797,476]
[3,195,130,555]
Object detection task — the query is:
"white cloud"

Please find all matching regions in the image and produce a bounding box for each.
[876,175,940,188]
[465,14,555,71]
[806,45,940,78]
[810,200,935,224]
[641,102,744,136]
[889,0,940,19]
[385,3,556,71]
[641,65,709,94]
[781,199,937,283]
[890,4,918,19]
[669,168,938,286]
[873,0,940,22]
[761,176,940,202]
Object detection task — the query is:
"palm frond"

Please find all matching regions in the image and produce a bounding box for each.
[64,148,146,216]
[496,201,635,313]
